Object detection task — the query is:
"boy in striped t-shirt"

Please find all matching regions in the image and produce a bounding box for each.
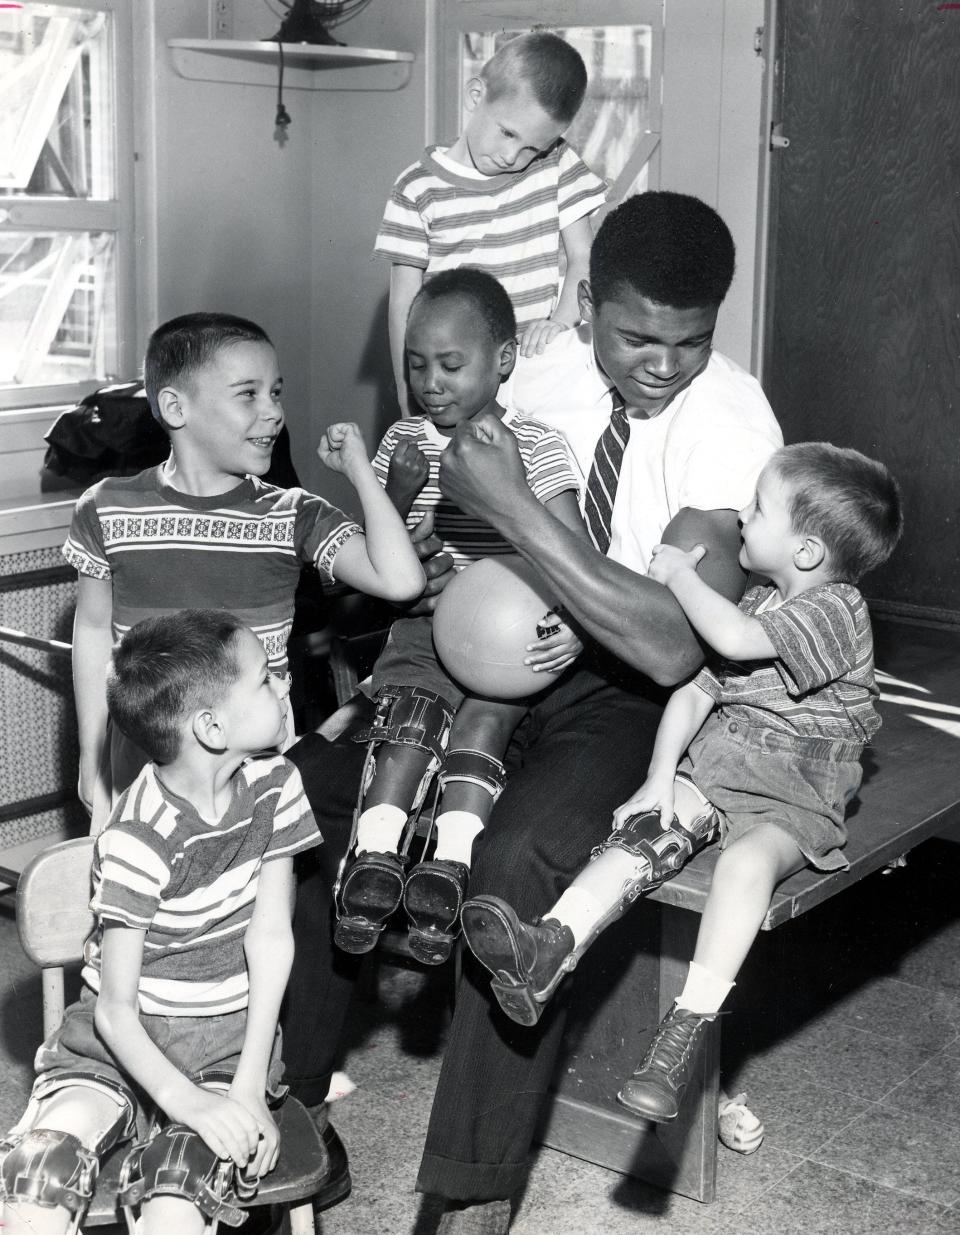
[1,610,322,1235]
[334,268,588,965]
[375,31,606,415]
[64,311,424,835]
[461,443,902,1148]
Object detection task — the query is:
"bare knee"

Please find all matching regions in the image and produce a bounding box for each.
[714,826,802,897]
[450,697,526,754]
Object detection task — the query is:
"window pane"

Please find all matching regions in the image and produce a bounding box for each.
[0,229,118,389]
[0,4,115,199]
[459,26,654,188]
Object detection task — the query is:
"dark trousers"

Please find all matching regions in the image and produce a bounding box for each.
[282,665,663,1198]
[281,731,365,1108]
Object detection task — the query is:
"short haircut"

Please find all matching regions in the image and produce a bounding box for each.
[481,32,587,127]
[772,442,904,583]
[590,192,736,311]
[143,312,272,423]
[107,609,246,764]
[412,268,517,347]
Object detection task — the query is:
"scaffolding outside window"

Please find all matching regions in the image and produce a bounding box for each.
[0,1,133,407]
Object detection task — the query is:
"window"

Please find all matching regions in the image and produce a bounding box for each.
[0,0,135,409]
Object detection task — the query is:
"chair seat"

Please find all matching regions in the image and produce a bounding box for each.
[84,1097,325,1224]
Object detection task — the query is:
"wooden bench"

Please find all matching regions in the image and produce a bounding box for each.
[539,616,960,1202]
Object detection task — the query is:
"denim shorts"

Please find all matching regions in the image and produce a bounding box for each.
[30,986,286,1137]
[371,615,465,709]
[679,711,863,871]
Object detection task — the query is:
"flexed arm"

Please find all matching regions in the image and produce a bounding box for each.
[319,422,425,602]
[439,414,746,686]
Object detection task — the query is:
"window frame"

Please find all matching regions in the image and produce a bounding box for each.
[0,0,137,412]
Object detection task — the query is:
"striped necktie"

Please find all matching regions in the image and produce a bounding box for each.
[584,389,630,554]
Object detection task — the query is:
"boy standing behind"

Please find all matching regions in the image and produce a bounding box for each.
[375,31,606,413]
[1,610,321,1235]
[63,312,424,833]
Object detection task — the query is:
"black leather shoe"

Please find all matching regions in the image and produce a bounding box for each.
[617,1002,718,1122]
[460,895,575,1026]
[403,858,469,965]
[335,850,406,954]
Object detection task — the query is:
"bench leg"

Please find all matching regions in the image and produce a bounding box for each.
[540,900,718,1203]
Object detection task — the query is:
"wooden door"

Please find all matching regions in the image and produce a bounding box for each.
[763,1,960,620]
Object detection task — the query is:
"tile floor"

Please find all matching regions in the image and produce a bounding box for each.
[0,838,958,1233]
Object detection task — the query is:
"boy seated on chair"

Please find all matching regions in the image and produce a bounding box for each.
[0,609,322,1235]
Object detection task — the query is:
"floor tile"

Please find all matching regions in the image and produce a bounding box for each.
[737,1015,938,1103]
[738,1157,960,1233]
[812,1103,960,1207]
[885,1051,960,1128]
[799,974,960,1051]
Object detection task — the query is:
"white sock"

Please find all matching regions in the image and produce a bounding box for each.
[676,960,734,1014]
[432,810,484,866]
[547,886,606,948]
[355,803,407,855]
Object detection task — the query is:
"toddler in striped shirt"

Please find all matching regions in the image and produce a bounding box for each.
[460,442,903,1151]
[333,267,589,966]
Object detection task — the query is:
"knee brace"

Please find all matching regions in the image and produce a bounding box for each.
[438,749,507,802]
[592,804,720,907]
[118,1123,257,1232]
[548,806,721,980]
[0,1128,103,1232]
[354,685,455,812]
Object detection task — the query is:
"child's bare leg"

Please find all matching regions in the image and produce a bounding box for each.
[430,697,526,862]
[1,1086,127,1235]
[618,824,806,1126]
[692,824,806,982]
[460,780,717,1023]
[404,697,526,965]
[140,1195,207,1234]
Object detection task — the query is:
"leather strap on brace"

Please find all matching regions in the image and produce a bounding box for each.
[0,1128,100,1224]
[118,1123,254,1230]
[355,685,454,763]
[438,749,507,801]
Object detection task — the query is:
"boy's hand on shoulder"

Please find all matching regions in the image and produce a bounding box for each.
[318,422,369,483]
[518,318,571,358]
[228,1084,281,1177]
[169,1085,263,1170]
[648,542,707,588]
[387,439,429,504]
[612,775,677,832]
